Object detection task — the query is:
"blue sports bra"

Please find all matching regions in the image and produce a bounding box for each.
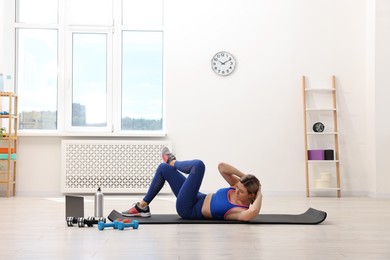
[210,187,249,220]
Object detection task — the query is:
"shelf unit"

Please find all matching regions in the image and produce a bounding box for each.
[0,92,18,197]
[302,76,341,197]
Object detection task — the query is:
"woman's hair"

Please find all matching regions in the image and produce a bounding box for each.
[240,174,261,203]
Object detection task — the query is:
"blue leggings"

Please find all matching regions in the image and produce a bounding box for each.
[143,160,206,219]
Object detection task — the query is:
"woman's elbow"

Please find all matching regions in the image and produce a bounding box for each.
[238,211,260,222]
[218,162,227,172]
[238,216,252,222]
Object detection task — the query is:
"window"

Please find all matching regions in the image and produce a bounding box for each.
[121,31,163,130]
[72,33,108,128]
[15,0,164,135]
[68,0,112,26]
[122,0,163,26]
[16,29,58,130]
[16,0,58,24]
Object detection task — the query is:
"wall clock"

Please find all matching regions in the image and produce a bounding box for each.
[211,51,236,76]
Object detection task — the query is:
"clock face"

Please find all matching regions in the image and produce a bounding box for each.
[211,51,236,76]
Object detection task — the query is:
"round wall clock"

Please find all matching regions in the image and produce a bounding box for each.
[211,51,236,76]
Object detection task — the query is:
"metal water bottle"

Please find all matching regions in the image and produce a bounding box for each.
[94,187,104,217]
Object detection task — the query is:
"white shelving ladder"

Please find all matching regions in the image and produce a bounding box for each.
[302,76,341,197]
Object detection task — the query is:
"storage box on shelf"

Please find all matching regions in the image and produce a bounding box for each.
[0,92,18,197]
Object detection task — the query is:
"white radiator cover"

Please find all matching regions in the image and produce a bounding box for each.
[61,140,171,193]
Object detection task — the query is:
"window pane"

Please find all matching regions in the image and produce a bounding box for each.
[17,29,58,130]
[122,0,163,26]
[16,0,58,23]
[72,33,107,127]
[68,0,112,25]
[122,31,163,131]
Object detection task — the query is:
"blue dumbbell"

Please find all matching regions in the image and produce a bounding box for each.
[117,220,139,230]
[98,220,120,230]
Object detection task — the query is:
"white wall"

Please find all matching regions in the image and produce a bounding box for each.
[366,0,377,195]
[163,0,368,195]
[373,0,390,197]
[2,0,389,197]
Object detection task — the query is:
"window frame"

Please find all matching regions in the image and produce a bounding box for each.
[65,28,113,134]
[11,0,166,137]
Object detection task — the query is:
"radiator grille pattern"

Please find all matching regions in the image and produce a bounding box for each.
[61,140,170,193]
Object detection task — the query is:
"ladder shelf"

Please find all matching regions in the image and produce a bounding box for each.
[302,76,341,197]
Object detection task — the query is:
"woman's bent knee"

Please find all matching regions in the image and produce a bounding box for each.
[193,160,205,173]
[156,162,172,172]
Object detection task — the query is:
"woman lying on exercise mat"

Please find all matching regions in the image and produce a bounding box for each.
[122,147,262,221]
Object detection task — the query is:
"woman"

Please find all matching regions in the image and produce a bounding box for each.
[122,147,262,221]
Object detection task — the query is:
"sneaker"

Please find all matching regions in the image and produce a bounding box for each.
[162,147,176,164]
[122,202,151,217]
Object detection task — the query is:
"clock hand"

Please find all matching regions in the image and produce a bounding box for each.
[221,58,232,65]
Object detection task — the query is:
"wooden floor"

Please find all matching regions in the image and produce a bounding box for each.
[0,195,389,259]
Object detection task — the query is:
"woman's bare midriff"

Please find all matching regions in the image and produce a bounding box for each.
[201,193,213,219]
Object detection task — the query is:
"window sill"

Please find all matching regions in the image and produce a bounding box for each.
[18,131,167,138]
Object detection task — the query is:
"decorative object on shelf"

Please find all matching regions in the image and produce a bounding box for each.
[211,51,236,76]
[0,154,16,160]
[324,149,334,160]
[307,148,334,161]
[0,127,6,137]
[308,149,325,160]
[312,122,325,132]
[0,148,15,153]
[315,172,331,188]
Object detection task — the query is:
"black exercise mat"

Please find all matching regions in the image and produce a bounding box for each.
[108,207,326,225]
